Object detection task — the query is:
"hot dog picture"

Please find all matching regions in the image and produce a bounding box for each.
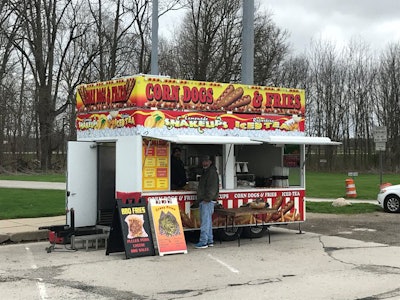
[227,95,252,110]
[214,84,235,108]
[216,87,244,109]
[271,200,295,221]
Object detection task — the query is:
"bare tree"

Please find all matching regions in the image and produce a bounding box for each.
[0,0,18,168]
[342,39,377,169]
[253,12,289,86]
[3,0,84,170]
[275,54,309,89]
[169,0,242,81]
[376,43,400,170]
[306,40,346,170]
[161,0,289,84]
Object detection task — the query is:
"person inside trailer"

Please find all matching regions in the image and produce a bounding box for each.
[170,147,187,190]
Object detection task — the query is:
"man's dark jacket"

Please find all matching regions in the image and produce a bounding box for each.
[197,164,219,202]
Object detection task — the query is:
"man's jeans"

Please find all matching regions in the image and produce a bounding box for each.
[199,201,215,244]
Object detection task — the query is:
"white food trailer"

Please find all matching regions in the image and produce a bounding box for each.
[67,74,339,240]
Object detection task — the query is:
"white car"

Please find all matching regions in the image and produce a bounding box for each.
[377,184,400,213]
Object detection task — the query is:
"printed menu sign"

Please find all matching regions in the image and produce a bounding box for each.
[142,139,170,191]
[149,197,187,256]
[106,200,155,259]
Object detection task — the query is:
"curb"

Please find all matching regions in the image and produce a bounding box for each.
[0,231,48,244]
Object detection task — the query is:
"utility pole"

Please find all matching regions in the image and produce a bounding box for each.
[151,0,159,75]
[241,0,254,85]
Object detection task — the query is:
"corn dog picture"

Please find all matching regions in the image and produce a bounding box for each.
[216,87,244,109]
[214,84,235,107]
[272,196,283,210]
[227,95,252,110]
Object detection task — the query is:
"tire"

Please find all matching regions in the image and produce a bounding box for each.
[384,194,400,213]
[242,225,268,239]
[217,227,243,241]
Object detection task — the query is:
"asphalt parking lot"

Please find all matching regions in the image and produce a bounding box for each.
[2,225,400,300]
[290,211,400,246]
[1,180,400,299]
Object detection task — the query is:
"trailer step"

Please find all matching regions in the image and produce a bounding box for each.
[72,233,109,251]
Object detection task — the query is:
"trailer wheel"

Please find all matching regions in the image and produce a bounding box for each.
[242,225,267,239]
[217,227,243,241]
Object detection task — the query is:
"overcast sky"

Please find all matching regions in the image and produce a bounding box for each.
[159,0,400,55]
[260,0,400,54]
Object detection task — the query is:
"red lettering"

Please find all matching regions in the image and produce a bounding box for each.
[146,83,154,101]
[272,93,281,107]
[265,92,274,108]
[206,88,213,104]
[84,90,96,105]
[97,88,106,104]
[294,94,301,109]
[198,87,208,104]
[153,84,162,100]
[146,83,180,102]
[170,85,180,101]
[182,86,191,103]
[181,86,213,104]
[191,87,199,103]
[112,85,127,103]
[252,91,263,108]
[145,83,162,101]
[265,92,301,109]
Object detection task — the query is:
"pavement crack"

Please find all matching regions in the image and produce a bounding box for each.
[356,286,400,299]
[318,236,400,278]
[357,264,400,275]
[156,278,281,299]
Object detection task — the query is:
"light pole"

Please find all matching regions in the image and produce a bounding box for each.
[151,0,159,75]
[241,0,254,85]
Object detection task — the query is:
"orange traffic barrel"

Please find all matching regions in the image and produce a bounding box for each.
[380,182,392,189]
[345,178,357,198]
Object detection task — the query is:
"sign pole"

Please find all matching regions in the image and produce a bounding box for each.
[373,126,387,187]
[379,151,383,185]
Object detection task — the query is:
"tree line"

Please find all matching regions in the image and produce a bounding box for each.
[0,0,398,173]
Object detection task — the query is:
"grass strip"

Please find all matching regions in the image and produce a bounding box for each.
[0,188,65,219]
[0,173,65,182]
[306,201,382,214]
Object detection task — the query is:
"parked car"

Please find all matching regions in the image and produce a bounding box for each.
[377,184,400,213]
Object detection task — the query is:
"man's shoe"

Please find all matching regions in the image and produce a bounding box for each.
[207,243,214,247]
[194,242,208,249]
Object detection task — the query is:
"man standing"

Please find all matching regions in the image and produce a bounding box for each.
[195,155,219,249]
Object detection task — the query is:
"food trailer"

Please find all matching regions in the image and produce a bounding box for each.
[67,74,338,241]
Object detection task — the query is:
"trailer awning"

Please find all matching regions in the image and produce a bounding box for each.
[144,134,262,145]
[251,136,341,145]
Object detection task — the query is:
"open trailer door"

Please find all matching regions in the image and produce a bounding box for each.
[66,141,97,227]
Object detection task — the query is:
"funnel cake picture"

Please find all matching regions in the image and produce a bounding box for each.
[124,214,148,239]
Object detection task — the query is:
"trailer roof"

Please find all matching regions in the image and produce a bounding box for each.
[252,136,341,145]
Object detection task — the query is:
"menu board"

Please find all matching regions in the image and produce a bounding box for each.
[149,197,187,256]
[106,200,155,259]
[142,139,170,191]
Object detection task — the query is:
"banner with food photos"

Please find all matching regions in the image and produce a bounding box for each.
[149,197,187,256]
[76,75,305,116]
[76,108,305,140]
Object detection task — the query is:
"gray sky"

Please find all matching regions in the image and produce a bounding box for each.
[159,0,400,54]
[260,0,400,53]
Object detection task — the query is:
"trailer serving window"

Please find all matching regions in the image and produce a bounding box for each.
[143,134,261,190]
[250,136,341,188]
